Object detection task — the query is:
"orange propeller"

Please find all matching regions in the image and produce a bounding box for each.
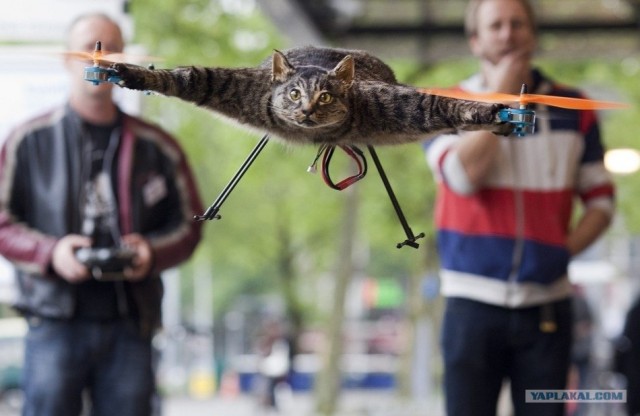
[420,87,629,110]
[57,41,162,66]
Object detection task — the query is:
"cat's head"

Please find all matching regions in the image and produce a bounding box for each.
[269,50,354,131]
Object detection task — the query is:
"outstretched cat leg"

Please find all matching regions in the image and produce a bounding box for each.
[111,62,269,103]
[111,61,274,128]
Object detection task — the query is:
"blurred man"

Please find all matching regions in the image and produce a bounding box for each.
[0,13,203,416]
[424,0,615,415]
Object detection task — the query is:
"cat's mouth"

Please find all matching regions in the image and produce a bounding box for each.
[295,116,319,127]
[295,115,340,129]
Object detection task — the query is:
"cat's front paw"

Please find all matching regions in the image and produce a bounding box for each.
[110,63,148,91]
[490,104,514,136]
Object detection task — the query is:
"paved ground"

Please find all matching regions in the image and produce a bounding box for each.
[163,391,444,416]
[1,389,444,416]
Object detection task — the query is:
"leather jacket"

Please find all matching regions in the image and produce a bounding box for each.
[0,104,203,336]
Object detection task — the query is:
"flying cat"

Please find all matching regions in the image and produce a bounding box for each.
[111,46,512,145]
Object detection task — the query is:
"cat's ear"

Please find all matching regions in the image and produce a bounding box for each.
[272,50,295,83]
[332,55,355,87]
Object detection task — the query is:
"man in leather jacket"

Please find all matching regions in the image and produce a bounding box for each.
[0,13,203,416]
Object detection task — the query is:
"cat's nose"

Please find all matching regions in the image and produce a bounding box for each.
[301,105,314,116]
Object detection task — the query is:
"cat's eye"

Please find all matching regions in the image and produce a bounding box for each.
[289,89,301,101]
[318,92,333,104]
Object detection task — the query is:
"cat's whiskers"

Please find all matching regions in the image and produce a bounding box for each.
[267,103,296,121]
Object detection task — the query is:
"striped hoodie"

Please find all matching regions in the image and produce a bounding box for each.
[425,69,615,308]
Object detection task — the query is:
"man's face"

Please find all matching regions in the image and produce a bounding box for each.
[65,16,124,99]
[469,0,536,65]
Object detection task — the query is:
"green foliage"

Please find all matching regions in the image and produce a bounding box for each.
[130,0,280,67]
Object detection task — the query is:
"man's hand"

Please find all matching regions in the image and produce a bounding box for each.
[121,233,154,281]
[51,235,92,283]
[482,45,534,94]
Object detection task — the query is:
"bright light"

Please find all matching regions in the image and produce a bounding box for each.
[604,148,640,175]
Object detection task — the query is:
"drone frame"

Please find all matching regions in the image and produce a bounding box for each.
[193,135,425,249]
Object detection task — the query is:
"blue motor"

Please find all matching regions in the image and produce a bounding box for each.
[498,107,536,137]
[83,66,122,85]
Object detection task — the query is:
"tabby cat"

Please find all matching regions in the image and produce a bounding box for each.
[111,46,512,145]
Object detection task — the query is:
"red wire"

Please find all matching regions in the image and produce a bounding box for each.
[321,145,367,190]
